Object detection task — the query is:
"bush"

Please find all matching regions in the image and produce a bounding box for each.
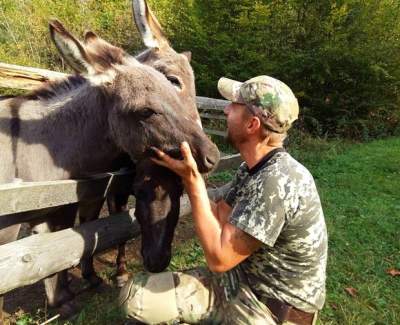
[1,0,399,140]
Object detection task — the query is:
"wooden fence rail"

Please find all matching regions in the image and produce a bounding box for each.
[0,171,134,218]
[0,62,66,90]
[0,175,225,295]
[0,210,140,295]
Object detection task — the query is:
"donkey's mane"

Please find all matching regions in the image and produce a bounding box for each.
[25,75,87,101]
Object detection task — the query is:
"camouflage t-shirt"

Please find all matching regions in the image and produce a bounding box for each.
[224,149,328,313]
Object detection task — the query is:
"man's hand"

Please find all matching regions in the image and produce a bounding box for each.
[150,142,201,186]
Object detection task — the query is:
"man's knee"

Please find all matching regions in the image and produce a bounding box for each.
[119,272,179,324]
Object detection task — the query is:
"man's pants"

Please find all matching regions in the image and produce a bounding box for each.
[119,267,311,325]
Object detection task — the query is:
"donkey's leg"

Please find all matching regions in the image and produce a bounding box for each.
[78,199,105,288]
[0,224,21,324]
[30,206,77,309]
[107,193,130,287]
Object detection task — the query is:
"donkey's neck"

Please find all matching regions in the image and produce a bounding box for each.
[20,82,121,180]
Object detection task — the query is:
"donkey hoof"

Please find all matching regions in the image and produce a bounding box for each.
[116,273,130,288]
[58,300,79,319]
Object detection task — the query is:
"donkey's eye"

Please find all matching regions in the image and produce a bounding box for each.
[138,108,156,119]
[166,76,182,90]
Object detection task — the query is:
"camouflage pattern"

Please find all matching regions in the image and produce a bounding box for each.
[224,151,328,313]
[217,76,299,133]
[120,267,285,324]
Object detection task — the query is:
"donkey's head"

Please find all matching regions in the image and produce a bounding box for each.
[49,0,219,272]
[48,24,219,173]
[133,0,198,128]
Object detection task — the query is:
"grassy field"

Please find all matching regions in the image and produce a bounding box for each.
[291,136,400,324]
[10,136,400,325]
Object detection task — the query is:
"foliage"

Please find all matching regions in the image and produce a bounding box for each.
[0,0,399,138]
[163,0,400,140]
[0,0,142,69]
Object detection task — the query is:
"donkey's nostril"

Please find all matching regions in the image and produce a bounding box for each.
[204,155,217,169]
[197,145,220,173]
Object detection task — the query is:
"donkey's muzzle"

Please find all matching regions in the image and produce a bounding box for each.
[197,143,220,173]
[203,155,218,171]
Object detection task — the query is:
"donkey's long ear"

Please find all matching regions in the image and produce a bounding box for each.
[49,20,95,75]
[83,31,126,70]
[132,0,170,49]
[181,51,192,62]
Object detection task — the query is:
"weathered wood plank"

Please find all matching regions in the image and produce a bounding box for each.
[0,171,134,218]
[199,112,226,120]
[0,153,240,224]
[0,62,67,90]
[214,153,242,172]
[0,209,140,295]
[204,128,226,137]
[196,96,228,111]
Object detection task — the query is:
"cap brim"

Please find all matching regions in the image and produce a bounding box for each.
[217,77,244,103]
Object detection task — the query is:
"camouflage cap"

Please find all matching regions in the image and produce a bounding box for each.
[218,75,299,133]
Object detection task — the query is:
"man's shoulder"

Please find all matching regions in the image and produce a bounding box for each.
[254,151,313,184]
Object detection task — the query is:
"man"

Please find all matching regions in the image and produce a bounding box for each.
[120,75,328,325]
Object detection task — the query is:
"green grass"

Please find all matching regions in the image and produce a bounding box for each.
[297,137,400,324]
[12,136,400,324]
[207,136,400,324]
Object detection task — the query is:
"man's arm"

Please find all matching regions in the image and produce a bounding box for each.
[152,142,262,273]
[186,175,262,272]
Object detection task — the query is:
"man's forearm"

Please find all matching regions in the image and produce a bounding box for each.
[184,175,226,267]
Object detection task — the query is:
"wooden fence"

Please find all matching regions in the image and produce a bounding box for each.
[0,62,241,296]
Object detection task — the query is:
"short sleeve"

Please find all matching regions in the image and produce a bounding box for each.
[229,174,286,247]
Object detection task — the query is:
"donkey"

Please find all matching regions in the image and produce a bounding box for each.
[69,0,205,288]
[0,1,219,318]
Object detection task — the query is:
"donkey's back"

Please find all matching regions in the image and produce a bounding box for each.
[0,97,72,183]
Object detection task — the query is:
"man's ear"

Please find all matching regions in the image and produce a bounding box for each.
[247,116,262,135]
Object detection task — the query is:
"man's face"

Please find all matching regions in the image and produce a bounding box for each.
[224,102,250,149]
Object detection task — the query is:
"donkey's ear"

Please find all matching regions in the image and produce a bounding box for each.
[83,31,126,69]
[135,48,152,62]
[181,51,192,62]
[49,20,95,75]
[132,0,170,50]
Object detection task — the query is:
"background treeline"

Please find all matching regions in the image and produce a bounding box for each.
[1,0,400,139]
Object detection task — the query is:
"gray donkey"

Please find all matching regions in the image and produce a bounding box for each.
[0,0,219,318]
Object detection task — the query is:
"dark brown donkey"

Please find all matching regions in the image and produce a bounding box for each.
[0,0,219,318]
